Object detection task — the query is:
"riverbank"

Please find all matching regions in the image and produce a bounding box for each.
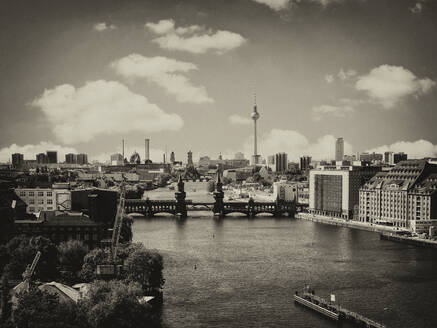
[380,232,437,249]
[296,213,400,233]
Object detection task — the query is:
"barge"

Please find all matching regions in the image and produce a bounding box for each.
[294,290,386,328]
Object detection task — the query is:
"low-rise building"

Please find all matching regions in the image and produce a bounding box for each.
[15,187,71,214]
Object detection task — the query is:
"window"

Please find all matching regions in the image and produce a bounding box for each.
[47,207,53,210]
[38,191,44,197]
[29,199,35,204]
[19,191,25,196]
[47,191,52,197]
[29,191,34,196]
[38,199,44,204]
[47,199,53,204]
[29,207,35,212]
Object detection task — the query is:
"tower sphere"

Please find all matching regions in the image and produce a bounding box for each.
[251,111,260,120]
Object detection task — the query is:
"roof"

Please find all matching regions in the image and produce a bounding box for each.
[39,282,81,303]
[410,173,437,195]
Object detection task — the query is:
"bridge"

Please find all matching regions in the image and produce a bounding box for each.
[124,174,296,218]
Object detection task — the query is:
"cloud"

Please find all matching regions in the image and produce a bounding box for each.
[312,104,354,121]
[252,0,291,11]
[30,80,183,145]
[355,65,435,109]
[93,22,116,32]
[0,142,78,163]
[229,114,252,125]
[146,19,246,54]
[111,54,213,104]
[367,139,437,159]
[242,129,352,161]
[325,68,356,83]
[410,2,424,14]
[324,74,334,83]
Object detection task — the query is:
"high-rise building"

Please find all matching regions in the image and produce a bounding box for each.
[170,151,175,164]
[12,153,24,168]
[251,95,260,165]
[77,154,88,165]
[234,152,245,160]
[359,152,383,162]
[65,153,77,164]
[187,151,193,166]
[384,151,393,164]
[36,153,48,164]
[46,151,57,164]
[393,152,407,164]
[275,153,288,173]
[309,164,380,220]
[335,138,344,161]
[300,156,312,171]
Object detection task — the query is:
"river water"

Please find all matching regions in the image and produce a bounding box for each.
[132,216,437,328]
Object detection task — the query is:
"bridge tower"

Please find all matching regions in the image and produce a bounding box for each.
[213,172,225,217]
[175,175,187,218]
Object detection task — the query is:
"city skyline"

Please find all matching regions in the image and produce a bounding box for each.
[1,0,437,163]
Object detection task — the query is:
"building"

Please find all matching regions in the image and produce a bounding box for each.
[110,153,124,166]
[335,138,344,161]
[384,151,408,165]
[144,138,150,162]
[251,97,261,165]
[275,153,288,173]
[129,151,141,164]
[187,151,193,166]
[36,153,48,164]
[359,152,383,162]
[15,187,71,214]
[359,160,437,231]
[47,151,57,164]
[309,164,380,220]
[273,181,297,201]
[300,156,312,171]
[76,153,88,165]
[234,152,245,160]
[71,188,118,224]
[65,153,77,164]
[12,153,24,168]
[170,151,175,164]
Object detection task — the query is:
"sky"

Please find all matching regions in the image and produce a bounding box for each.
[1,0,437,164]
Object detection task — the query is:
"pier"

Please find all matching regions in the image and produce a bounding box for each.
[294,291,386,328]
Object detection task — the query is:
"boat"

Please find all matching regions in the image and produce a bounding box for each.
[294,292,339,321]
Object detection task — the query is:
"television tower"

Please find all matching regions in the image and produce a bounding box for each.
[251,93,260,165]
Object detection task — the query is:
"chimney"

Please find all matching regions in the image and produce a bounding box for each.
[145,139,150,162]
[122,139,125,162]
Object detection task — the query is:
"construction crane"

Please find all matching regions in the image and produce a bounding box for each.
[22,251,41,282]
[96,181,126,277]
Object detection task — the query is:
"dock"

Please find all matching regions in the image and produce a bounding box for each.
[294,291,386,328]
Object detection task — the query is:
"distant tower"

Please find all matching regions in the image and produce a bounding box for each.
[335,137,344,161]
[144,139,150,163]
[187,151,193,166]
[251,93,261,165]
[218,152,222,161]
[170,151,175,164]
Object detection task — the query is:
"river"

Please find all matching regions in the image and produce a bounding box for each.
[132,216,437,328]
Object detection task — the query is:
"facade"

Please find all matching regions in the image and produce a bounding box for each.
[36,153,48,164]
[300,156,312,171]
[12,153,24,168]
[77,153,88,165]
[309,165,380,220]
[47,151,57,164]
[275,153,288,173]
[187,151,193,166]
[359,160,437,231]
[273,181,297,201]
[335,138,344,162]
[110,153,124,166]
[384,151,408,165]
[359,152,383,162]
[65,153,77,164]
[15,187,71,214]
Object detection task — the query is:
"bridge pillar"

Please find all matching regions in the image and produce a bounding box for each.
[144,197,153,218]
[213,173,225,217]
[175,175,187,218]
[247,198,255,218]
[274,197,284,217]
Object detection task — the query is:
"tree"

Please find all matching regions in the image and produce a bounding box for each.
[0,208,14,245]
[79,280,159,328]
[124,248,164,294]
[58,240,88,284]
[119,216,133,244]
[13,287,86,328]
[79,248,112,282]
